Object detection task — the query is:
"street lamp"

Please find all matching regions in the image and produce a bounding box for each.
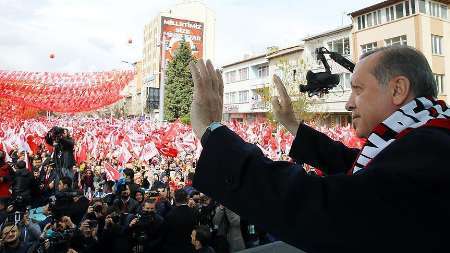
[157,37,168,123]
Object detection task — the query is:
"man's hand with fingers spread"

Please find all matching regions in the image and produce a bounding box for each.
[189,59,224,139]
[271,75,300,136]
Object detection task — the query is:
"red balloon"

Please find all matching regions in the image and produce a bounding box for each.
[49,54,55,59]
[128,39,132,44]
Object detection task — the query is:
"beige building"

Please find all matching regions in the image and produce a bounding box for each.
[142,0,216,113]
[350,0,449,103]
[221,45,304,123]
[122,61,145,116]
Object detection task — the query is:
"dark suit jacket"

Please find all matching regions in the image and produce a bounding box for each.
[162,205,198,253]
[193,123,450,253]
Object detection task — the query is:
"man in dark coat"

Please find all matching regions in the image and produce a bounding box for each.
[45,127,75,180]
[111,183,140,215]
[11,160,39,209]
[188,46,450,252]
[162,189,198,253]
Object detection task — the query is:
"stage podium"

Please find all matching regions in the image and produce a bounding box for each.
[238,241,306,253]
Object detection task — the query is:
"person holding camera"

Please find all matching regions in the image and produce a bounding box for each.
[83,199,105,239]
[39,215,76,253]
[127,199,164,253]
[69,219,100,253]
[45,127,75,181]
[101,213,130,253]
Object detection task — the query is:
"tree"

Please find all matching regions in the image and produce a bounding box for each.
[164,39,197,122]
[257,57,327,124]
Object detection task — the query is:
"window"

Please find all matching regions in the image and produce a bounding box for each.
[405,1,410,16]
[238,90,249,103]
[396,3,404,18]
[376,10,382,25]
[224,93,230,104]
[434,74,445,94]
[225,71,237,83]
[429,1,439,17]
[230,92,237,104]
[411,0,416,14]
[419,0,427,13]
[386,6,395,21]
[442,5,448,19]
[327,37,350,56]
[146,87,160,109]
[361,42,378,54]
[257,65,269,78]
[358,16,364,30]
[385,35,408,46]
[238,68,249,81]
[431,35,443,55]
[340,73,352,90]
[367,13,373,27]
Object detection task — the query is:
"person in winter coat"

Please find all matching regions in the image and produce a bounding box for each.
[11,161,38,209]
[0,151,13,200]
[213,205,245,252]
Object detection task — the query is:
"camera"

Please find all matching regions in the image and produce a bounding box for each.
[299,47,355,97]
[87,220,98,228]
[45,126,65,146]
[40,227,76,252]
[93,204,103,213]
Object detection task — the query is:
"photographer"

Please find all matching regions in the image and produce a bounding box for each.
[39,216,76,253]
[69,219,100,253]
[127,199,164,252]
[45,127,75,180]
[101,213,130,253]
[83,199,105,238]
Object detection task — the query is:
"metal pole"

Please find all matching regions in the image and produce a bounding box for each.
[159,36,166,123]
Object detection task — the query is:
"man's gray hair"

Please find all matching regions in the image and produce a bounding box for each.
[360,45,437,98]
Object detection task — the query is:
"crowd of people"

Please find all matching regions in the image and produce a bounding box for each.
[0,116,361,253]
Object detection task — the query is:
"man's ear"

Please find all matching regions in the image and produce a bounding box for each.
[389,76,412,106]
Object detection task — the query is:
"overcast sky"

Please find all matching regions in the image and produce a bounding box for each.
[0,0,381,72]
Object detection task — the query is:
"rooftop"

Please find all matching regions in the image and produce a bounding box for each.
[303,25,353,41]
[349,0,450,17]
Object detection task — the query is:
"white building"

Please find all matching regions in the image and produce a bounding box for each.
[142,0,216,115]
[222,54,270,123]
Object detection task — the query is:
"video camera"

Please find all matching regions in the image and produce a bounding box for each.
[300,47,355,97]
[45,126,65,145]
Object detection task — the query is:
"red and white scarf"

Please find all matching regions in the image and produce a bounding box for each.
[351,97,450,174]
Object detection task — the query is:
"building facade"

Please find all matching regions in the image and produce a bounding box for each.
[222,54,270,123]
[350,0,449,103]
[142,0,216,115]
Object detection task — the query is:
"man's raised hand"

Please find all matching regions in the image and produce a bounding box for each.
[189,59,224,139]
[271,75,300,136]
